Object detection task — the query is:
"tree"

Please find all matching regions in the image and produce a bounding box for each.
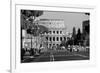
[72,27,76,37]
[72,27,76,45]
[77,28,81,40]
[21,10,43,29]
[85,13,90,16]
[65,37,73,47]
[76,28,82,45]
[21,10,44,53]
[60,40,66,47]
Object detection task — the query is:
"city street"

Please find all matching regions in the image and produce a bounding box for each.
[21,10,90,63]
[22,50,89,63]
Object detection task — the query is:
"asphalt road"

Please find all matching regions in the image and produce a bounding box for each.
[22,50,89,63]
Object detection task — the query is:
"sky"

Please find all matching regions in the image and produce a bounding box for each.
[38,11,90,33]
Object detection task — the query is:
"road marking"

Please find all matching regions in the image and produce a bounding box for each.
[50,55,53,61]
[74,54,88,58]
[51,54,54,61]
[54,54,74,57]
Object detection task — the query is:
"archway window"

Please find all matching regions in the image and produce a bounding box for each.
[50,37,52,41]
[53,37,55,41]
[60,37,62,41]
[53,31,55,34]
[49,31,51,34]
[64,37,66,41]
[46,37,48,40]
[57,37,59,41]
[49,44,51,47]
[60,31,62,34]
[57,31,59,34]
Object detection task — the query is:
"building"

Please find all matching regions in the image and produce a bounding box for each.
[21,19,69,50]
[82,20,90,46]
[83,20,90,35]
[22,30,47,49]
[37,19,68,48]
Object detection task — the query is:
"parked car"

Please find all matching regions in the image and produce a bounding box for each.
[72,45,79,52]
[61,46,66,50]
[85,46,89,52]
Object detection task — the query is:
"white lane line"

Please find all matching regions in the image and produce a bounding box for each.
[50,52,52,61]
[50,55,52,61]
[51,54,54,61]
[41,54,72,58]
[54,54,74,57]
[74,54,88,58]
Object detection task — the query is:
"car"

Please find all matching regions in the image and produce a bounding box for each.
[67,45,71,51]
[85,46,89,52]
[61,46,66,50]
[72,45,78,52]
